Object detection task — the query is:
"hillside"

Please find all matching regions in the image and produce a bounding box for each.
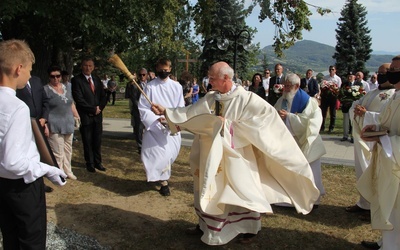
[260,40,395,74]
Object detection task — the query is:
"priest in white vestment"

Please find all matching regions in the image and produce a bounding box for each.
[151,62,320,245]
[357,56,400,250]
[346,63,395,214]
[274,73,326,205]
[138,58,184,196]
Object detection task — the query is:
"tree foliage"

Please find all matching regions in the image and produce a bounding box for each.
[333,0,372,78]
[195,0,258,79]
[0,0,192,80]
[194,0,331,58]
[0,0,332,81]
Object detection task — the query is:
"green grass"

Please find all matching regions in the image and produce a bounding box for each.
[47,134,379,249]
[102,98,131,119]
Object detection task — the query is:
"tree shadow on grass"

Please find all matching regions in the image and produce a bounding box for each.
[53,203,364,250]
[270,204,370,229]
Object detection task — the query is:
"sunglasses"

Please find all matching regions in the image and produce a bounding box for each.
[386,71,400,84]
[50,74,61,79]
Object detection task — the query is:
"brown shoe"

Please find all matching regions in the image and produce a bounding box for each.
[345,204,369,213]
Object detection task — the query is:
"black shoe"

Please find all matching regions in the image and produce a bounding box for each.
[185,225,203,236]
[94,164,106,171]
[238,233,257,244]
[138,147,141,154]
[361,240,380,249]
[159,185,170,196]
[345,204,369,213]
[350,138,354,143]
[44,185,53,193]
[340,137,348,141]
[86,165,96,173]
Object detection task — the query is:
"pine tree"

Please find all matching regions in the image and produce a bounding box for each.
[333,0,372,79]
[198,0,254,78]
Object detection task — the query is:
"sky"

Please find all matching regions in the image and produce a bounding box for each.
[245,0,400,54]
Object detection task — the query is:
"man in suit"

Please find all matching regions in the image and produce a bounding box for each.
[339,72,362,142]
[320,65,342,133]
[126,68,146,154]
[300,69,319,97]
[267,63,284,106]
[16,75,54,193]
[71,57,107,173]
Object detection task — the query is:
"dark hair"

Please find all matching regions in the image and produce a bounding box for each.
[251,73,263,85]
[392,55,400,61]
[156,58,171,67]
[47,65,62,75]
[81,56,94,64]
[61,70,69,76]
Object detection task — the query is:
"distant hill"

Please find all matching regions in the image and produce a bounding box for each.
[259,40,395,74]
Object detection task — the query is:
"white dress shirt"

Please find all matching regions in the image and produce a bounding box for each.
[0,86,52,183]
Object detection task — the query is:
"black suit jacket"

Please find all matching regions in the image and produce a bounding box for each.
[300,78,319,97]
[267,75,283,106]
[71,73,107,126]
[16,76,49,120]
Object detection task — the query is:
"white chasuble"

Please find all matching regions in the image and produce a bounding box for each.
[165,86,319,245]
[357,95,400,231]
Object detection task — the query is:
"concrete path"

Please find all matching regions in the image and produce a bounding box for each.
[103,118,355,167]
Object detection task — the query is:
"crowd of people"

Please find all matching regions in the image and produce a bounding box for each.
[1,38,400,249]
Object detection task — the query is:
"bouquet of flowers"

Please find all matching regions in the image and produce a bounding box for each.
[339,85,366,103]
[320,80,339,97]
[273,83,284,94]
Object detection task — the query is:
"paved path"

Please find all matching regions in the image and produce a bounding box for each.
[103,118,355,167]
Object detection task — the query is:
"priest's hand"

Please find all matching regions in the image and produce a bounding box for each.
[278,109,288,120]
[354,105,366,117]
[152,104,166,115]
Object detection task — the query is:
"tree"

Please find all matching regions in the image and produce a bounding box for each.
[196,0,258,79]
[333,0,372,79]
[0,0,192,80]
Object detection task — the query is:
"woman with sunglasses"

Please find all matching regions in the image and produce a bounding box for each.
[44,65,80,180]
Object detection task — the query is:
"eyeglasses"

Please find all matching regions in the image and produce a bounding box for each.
[265,72,270,74]
[49,74,61,79]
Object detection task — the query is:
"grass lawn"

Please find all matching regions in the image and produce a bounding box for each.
[53,97,376,249]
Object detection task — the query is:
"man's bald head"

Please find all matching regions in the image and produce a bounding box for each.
[378,63,393,87]
[378,63,391,74]
[208,61,234,93]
